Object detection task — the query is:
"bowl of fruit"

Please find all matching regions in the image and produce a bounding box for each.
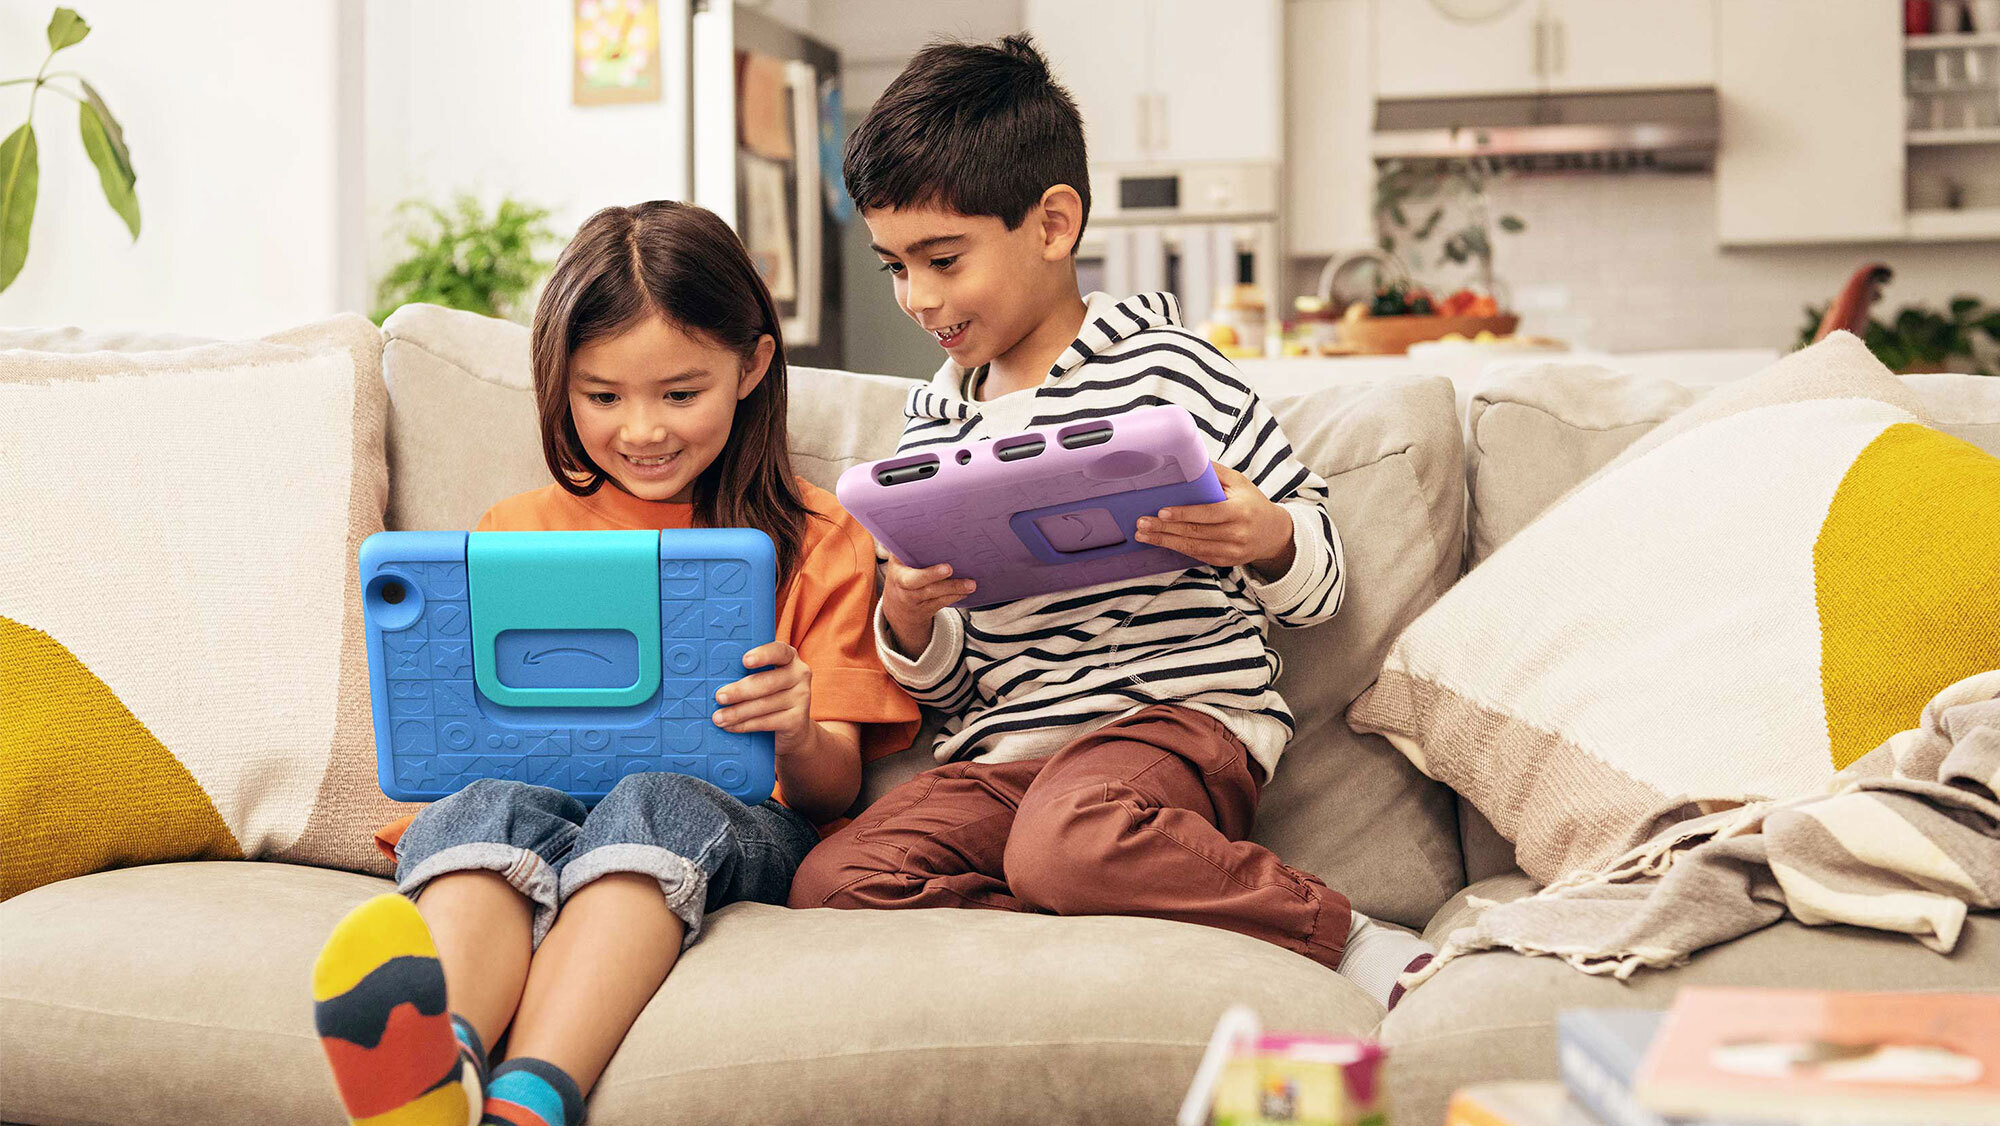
[1337,285,1518,355]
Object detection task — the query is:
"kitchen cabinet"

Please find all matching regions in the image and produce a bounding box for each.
[1287,0,1376,256]
[1374,0,1713,99]
[1027,0,1281,164]
[1715,0,1905,244]
[1546,0,1712,91]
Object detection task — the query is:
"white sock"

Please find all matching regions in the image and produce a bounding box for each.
[1336,911,1434,1008]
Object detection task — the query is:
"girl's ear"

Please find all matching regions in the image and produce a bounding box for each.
[1037,184,1085,261]
[737,334,777,401]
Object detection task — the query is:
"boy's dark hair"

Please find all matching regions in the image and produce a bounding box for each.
[530,201,810,582]
[844,33,1090,246]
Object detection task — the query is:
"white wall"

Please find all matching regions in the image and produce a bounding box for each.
[362,0,692,313]
[0,0,358,337]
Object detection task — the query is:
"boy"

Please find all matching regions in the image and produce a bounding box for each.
[788,34,1433,1006]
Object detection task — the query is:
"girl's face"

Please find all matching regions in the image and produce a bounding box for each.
[567,314,773,503]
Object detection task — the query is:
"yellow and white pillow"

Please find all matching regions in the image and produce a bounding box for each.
[1,317,413,899]
[1349,333,2000,883]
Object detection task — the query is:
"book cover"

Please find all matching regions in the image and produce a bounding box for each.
[1560,1010,1754,1126]
[1636,988,2000,1124]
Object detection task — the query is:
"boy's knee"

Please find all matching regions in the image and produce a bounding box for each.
[1003,793,1127,916]
[787,840,911,910]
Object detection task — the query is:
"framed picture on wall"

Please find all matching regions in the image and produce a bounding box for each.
[574,0,662,106]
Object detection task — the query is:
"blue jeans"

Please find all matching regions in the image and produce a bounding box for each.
[393,773,819,950]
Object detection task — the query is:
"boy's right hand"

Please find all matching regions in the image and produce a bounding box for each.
[881,556,974,658]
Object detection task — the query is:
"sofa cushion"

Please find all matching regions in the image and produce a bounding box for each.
[0,317,412,899]
[1384,873,2000,1126]
[378,305,919,532]
[1466,364,2000,569]
[0,862,1380,1126]
[1252,377,1469,928]
[1350,334,2000,883]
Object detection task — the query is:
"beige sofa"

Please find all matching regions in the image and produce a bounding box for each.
[4,306,1997,1126]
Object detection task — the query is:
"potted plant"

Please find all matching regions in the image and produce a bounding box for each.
[1341,155,1526,355]
[1796,295,2000,376]
[1,7,139,294]
[372,193,560,324]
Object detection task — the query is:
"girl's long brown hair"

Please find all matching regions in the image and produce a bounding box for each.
[531,201,810,582]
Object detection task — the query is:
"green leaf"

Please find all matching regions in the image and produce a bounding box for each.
[78,88,139,238]
[1948,295,1981,322]
[1498,214,1525,232]
[47,7,90,51]
[0,123,37,293]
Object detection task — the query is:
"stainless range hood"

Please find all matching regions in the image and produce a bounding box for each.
[1372,87,1719,172]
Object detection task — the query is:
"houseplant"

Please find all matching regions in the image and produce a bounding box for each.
[372,193,559,324]
[1,7,139,294]
[1796,295,2000,376]
[1343,155,1526,354]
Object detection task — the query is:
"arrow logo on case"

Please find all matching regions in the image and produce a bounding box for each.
[522,647,612,666]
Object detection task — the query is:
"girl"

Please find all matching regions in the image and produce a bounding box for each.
[312,201,919,1126]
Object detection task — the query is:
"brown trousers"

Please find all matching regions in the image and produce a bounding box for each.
[788,704,1351,970]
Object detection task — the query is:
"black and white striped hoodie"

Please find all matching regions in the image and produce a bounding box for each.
[873,291,1346,779]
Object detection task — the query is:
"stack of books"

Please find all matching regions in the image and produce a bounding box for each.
[1556,988,1999,1126]
[1448,988,1999,1126]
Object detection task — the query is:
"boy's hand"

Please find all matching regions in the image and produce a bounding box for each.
[715,642,815,757]
[1134,462,1296,579]
[880,556,973,658]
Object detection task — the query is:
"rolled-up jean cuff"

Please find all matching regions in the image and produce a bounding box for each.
[559,843,711,951]
[397,842,564,948]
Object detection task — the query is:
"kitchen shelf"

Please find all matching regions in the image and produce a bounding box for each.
[1906,32,2000,48]
[1908,127,2000,144]
[1907,206,2000,240]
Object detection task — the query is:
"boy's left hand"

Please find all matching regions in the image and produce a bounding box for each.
[714,641,815,756]
[1134,462,1295,578]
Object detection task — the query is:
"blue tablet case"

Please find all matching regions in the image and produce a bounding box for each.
[360,529,778,805]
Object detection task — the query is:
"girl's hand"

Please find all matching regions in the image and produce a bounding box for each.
[714,642,815,756]
[1133,462,1296,579]
[880,555,973,658]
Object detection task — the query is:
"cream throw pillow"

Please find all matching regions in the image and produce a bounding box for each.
[1,316,411,898]
[1349,334,2000,882]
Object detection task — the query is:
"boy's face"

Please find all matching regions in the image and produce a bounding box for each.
[864,203,1059,370]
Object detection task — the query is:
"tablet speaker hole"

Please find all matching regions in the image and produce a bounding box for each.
[995,436,1046,462]
[1059,423,1114,449]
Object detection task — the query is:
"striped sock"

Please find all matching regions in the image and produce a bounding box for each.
[483,1058,586,1126]
[312,893,480,1126]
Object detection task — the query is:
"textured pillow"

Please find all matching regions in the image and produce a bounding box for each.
[1466,364,2000,570]
[1,316,412,898]
[1349,333,2000,883]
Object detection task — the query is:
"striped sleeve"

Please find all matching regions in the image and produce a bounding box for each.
[1218,386,1346,626]
[873,602,977,709]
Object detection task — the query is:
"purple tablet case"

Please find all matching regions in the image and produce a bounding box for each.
[360,529,777,805]
[836,405,1226,608]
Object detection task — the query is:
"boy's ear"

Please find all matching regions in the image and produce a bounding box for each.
[737,334,776,400]
[1036,184,1085,261]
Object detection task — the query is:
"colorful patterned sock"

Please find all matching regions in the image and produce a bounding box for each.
[483,1058,587,1126]
[313,893,481,1126]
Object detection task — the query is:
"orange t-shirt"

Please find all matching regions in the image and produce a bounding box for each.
[372,478,921,857]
